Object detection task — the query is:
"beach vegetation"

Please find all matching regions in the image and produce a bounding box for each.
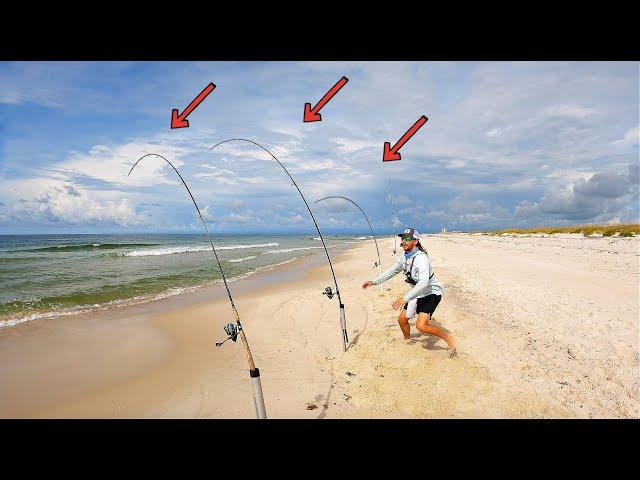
[474,223,639,237]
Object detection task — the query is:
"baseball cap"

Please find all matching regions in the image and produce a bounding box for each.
[398,227,420,240]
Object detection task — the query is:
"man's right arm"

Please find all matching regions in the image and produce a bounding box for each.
[373,258,403,285]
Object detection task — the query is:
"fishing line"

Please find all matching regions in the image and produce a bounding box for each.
[128,153,267,419]
[129,154,238,320]
[314,195,381,269]
[315,195,384,292]
[208,138,349,352]
[388,180,397,255]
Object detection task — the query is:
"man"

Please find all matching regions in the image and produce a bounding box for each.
[362,227,456,357]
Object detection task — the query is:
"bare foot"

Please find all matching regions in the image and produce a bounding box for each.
[447,346,458,358]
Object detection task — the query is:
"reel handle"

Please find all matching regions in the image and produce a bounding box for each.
[217,322,239,347]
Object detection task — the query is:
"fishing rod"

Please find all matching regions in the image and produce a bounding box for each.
[314,195,383,291]
[388,180,397,256]
[128,153,267,419]
[209,139,349,352]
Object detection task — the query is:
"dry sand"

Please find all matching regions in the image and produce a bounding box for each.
[1,233,638,418]
[329,234,639,418]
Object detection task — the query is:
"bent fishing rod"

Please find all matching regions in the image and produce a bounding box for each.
[128,153,267,419]
[388,180,397,255]
[209,139,349,352]
[314,195,383,290]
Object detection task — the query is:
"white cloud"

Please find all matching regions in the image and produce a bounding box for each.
[60,141,192,188]
[196,164,235,175]
[223,212,256,224]
[447,159,467,169]
[448,192,490,214]
[2,61,638,232]
[393,194,412,206]
[314,198,350,213]
[193,173,239,185]
[7,181,145,226]
[613,126,639,148]
[333,137,376,154]
[201,205,214,221]
[542,104,596,119]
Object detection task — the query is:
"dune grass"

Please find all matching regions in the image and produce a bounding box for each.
[477,223,639,237]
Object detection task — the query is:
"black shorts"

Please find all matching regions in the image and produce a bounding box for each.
[404,294,442,316]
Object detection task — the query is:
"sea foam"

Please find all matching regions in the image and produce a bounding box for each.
[126,243,279,257]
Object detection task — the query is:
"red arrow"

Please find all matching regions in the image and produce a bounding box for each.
[383,115,429,161]
[171,82,216,129]
[303,76,349,123]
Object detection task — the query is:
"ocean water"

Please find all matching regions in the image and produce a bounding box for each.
[0,234,370,328]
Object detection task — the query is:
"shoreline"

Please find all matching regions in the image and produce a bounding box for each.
[1,233,637,418]
[0,241,361,418]
[0,240,355,329]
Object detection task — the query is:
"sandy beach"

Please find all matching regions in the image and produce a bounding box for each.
[1,233,638,418]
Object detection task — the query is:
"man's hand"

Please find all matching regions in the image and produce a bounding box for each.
[362,281,374,289]
[392,297,405,310]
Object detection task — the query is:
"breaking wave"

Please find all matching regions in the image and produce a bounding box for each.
[125,243,280,257]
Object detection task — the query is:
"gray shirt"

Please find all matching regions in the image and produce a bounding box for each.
[373,250,444,302]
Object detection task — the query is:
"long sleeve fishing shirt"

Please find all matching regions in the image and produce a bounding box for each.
[373,250,444,302]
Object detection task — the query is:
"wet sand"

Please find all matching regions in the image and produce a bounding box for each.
[0,247,349,418]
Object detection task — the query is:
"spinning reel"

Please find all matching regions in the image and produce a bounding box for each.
[216,322,239,347]
[322,286,335,299]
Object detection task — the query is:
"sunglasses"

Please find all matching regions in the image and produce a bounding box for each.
[401,236,415,242]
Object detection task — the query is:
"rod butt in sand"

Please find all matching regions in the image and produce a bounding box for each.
[250,368,267,419]
[339,303,348,351]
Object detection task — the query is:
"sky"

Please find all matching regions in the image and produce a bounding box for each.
[0,61,638,235]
